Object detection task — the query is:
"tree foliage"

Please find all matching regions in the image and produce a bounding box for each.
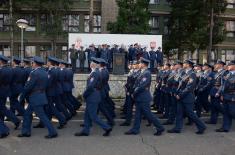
[107,0,150,34]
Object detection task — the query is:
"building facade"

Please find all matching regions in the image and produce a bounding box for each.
[0,0,235,63]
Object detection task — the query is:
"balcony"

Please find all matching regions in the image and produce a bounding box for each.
[70,0,101,12]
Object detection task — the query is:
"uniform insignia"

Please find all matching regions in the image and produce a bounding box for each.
[90,77,94,82]
[27,77,31,81]
[142,77,147,82]
[48,75,50,78]
[207,77,212,80]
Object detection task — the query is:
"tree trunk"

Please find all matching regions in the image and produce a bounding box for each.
[9,0,14,58]
[208,7,214,63]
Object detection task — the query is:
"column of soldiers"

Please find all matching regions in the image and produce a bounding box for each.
[1,53,235,139]
[0,55,81,138]
[121,58,235,135]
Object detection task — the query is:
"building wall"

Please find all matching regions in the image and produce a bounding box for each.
[0,0,235,63]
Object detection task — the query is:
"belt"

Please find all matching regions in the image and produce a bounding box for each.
[30,89,45,95]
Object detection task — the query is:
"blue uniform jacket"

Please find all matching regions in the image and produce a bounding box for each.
[0,65,13,98]
[83,68,101,103]
[11,66,25,95]
[177,69,196,103]
[46,67,57,97]
[22,67,48,106]
[133,69,152,103]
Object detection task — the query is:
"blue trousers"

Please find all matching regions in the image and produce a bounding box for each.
[99,99,114,126]
[174,101,206,132]
[45,97,66,125]
[130,101,164,134]
[0,97,20,125]
[124,95,134,123]
[67,92,81,110]
[55,95,71,119]
[22,104,57,135]
[82,101,111,134]
[210,97,224,124]
[222,100,235,131]
[10,94,25,115]
[167,95,177,123]
[61,93,76,114]
[0,119,9,135]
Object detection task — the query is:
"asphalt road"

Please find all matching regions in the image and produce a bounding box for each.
[1,109,235,155]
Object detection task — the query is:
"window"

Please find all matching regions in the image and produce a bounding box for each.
[25,46,36,57]
[227,0,235,8]
[0,45,10,56]
[0,14,10,32]
[84,15,101,33]
[84,15,90,32]
[93,15,101,33]
[40,14,48,32]
[225,20,235,37]
[149,0,160,4]
[164,17,169,35]
[20,14,36,31]
[149,16,159,28]
[63,15,79,32]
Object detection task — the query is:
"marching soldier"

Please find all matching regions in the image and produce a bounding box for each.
[215,60,235,132]
[18,56,58,138]
[10,56,25,116]
[74,57,112,136]
[196,63,214,117]
[207,60,228,124]
[120,60,140,126]
[125,58,165,136]
[0,55,21,131]
[168,60,206,134]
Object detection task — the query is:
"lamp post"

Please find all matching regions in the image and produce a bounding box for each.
[16,19,28,61]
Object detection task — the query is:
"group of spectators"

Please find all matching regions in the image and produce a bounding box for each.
[69,43,164,73]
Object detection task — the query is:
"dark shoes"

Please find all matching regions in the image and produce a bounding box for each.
[162,121,173,125]
[196,128,206,135]
[120,122,131,126]
[167,129,181,134]
[124,131,138,135]
[14,121,21,130]
[18,133,31,138]
[154,129,165,136]
[45,134,58,139]
[57,123,66,129]
[74,132,89,136]
[103,128,112,137]
[0,133,9,139]
[215,128,229,133]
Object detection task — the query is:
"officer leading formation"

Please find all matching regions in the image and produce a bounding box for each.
[1,54,235,139]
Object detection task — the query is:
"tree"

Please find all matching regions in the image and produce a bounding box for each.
[107,0,150,34]
[165,0,226,62]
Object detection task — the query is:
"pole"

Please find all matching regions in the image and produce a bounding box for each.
[208,7,214,63]
[89,0,94,33]
[9,0,14,59]
[21,28,24,61]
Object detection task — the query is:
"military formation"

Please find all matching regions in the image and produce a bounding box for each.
[1,53,235,139]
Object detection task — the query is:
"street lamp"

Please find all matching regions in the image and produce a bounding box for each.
[16,19,28,61]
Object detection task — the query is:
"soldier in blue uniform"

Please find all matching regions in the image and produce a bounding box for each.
[159,63,171,118]
[163,62,182,125]
[22,58,32,85]
[18,56,58,138]
[168,60,206,134]
[59,61,77,116]
[74,57,112,136]
[195,63,214,117]
[10,56,25,116]
[125,58,165,136]
[215,60,235,132]
[207,60,227,124]
[97,58,115,126]
[0,55,21,132]
[65,62,81,110]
